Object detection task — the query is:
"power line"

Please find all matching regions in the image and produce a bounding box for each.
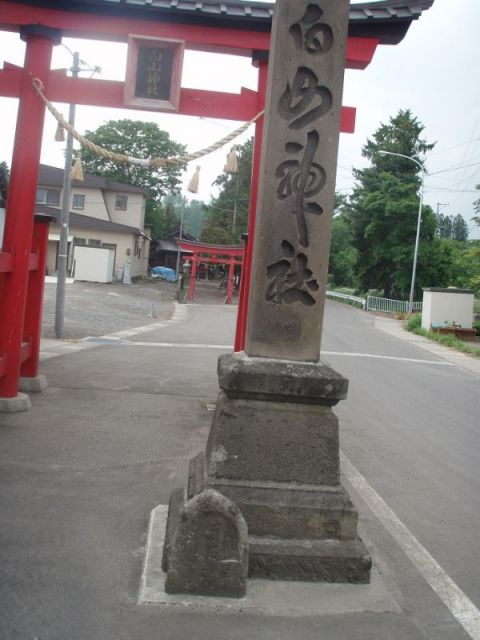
[429,136,480,157]
[424,187,479,194]
[429,160,480,175]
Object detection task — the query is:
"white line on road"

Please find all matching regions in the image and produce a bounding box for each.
[323,351,454,366]
[116,342,454,366]
[341,451,480,640]
[122,341,232,350]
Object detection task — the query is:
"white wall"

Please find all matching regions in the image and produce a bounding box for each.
[105,191,146,229]
[47,224,149,279]
[422,289,475,330]
[70,187,110,221]
[74,246,115,283]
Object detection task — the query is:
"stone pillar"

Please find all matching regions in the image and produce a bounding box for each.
[163,0,371,595]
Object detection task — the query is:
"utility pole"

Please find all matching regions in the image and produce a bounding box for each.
[232,172,240,235]
[54,51,79,339]
[175,196,185,277]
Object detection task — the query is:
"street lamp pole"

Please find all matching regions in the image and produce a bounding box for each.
[378,150,426,314]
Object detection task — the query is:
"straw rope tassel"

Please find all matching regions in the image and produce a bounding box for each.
[187,166,201,193]
[224,145,239,173]
[71,152,84,182]
[54,121,65,142]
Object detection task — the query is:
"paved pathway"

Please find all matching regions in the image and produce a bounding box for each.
[1,300,479,640]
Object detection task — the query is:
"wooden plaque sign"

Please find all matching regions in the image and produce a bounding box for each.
[124,36,184,111]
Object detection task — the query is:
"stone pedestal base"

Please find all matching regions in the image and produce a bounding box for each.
[163,352,371,595]
[249,536,371,583]
[0,392,32,413]
[19,374,48,393]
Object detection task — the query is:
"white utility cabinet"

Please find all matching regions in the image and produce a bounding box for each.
[421,287,474,330]
[74,246,115,283]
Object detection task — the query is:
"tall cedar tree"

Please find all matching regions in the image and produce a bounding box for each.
[328,194,357,288]
[200,139,253,245]
[348,110,437,298]
[80,119,185,217]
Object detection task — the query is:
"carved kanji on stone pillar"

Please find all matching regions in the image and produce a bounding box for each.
[163,0,371,596]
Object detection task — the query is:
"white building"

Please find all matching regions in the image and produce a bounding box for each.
[37,164,152,281]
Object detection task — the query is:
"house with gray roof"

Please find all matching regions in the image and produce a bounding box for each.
[37,164,152,281]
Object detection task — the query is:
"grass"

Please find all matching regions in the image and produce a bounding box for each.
[405,314,480,358]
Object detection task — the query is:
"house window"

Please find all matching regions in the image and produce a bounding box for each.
[115,194,128,210]
[74,237,87,246]
[134,239,141,258]
[36,187,60,206]
[88,239,101,247]
[72,194,85,210]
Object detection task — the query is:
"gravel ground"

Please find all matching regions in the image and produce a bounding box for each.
[42,280,177,340]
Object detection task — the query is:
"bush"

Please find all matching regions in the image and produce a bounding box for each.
[404,315,480,358]
[405,314,421,331]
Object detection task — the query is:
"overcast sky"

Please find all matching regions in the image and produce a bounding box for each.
[0,0,479,238]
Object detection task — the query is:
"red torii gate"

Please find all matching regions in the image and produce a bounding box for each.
[0,0,431,408]
[177,239,244,305]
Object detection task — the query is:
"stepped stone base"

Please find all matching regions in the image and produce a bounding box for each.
[249,536,371,583]
[163,352,372,595]
[187,452,359,541]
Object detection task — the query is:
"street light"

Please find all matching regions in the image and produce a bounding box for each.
[378,150,426,314]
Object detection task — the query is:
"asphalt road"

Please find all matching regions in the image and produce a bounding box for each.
[1,297,479,640]
[322,301,480,626]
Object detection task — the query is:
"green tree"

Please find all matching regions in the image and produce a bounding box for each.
[436,213,468,241]
[162,194,207,239]
[348,110,437,298]
[80,119,185,214]
[328,215,357,288]
[451,214,469,242]
[436,213,453,239]
[472,187,480,227]
[147,200,179,239]
[201,139,253,245]
[182,199,207,238]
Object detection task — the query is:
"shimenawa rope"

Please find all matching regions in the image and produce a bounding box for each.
[32,77,264,169]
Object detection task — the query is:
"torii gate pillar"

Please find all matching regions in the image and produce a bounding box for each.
[0,25,61,407]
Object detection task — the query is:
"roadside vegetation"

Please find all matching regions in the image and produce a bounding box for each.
[405,314,480,358]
